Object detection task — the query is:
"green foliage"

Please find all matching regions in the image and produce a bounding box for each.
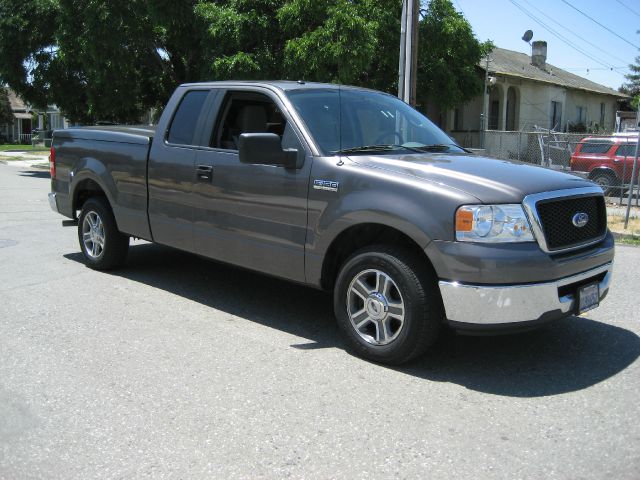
[0,0,488,123]
[417,0,493,111]
[195,0,401,90]
[0,0,204,123]
[0,86,13,126]
[621,31,640,109]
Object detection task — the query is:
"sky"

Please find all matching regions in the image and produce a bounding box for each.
[453,0,639,91]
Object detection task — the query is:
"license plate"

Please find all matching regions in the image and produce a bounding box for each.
[578,283,600,314]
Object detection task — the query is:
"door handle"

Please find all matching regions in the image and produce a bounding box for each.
[196,164,213,181]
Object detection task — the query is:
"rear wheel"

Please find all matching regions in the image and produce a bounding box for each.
[590,171,619,196]
[333,246,443,365]
[78,197,129,270]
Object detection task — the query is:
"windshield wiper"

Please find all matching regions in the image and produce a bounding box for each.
[413,144,455,152]
[334,144,423,154]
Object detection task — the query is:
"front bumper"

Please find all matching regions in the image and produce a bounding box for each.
[48,192,59,213]
[439,262,612,332]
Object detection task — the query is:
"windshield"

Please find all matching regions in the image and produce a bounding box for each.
[286,88,464,156]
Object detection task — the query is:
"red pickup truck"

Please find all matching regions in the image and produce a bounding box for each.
[570,135,639,195]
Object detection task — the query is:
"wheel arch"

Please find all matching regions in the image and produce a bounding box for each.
[588,167,619,181]
[319,223,436,291]
[72,177,109,214]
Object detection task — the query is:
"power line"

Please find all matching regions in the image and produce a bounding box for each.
[453,0,465,16]
[564,66,628,71]
[510,0,621,72]
[519,0,630,66]
[615,0,640,18]
[560,0,640,49]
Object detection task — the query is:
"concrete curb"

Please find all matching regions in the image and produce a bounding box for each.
[611,231,640,242]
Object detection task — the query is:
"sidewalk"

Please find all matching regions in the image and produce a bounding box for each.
[0,151,49,169]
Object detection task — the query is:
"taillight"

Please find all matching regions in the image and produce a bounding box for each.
[49,146,56,178]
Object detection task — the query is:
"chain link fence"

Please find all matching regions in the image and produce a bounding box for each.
[482,130,640,208]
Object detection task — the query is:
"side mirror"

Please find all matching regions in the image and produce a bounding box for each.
[238,133,300,169]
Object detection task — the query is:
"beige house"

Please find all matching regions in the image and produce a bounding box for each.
[443,43,628,148]
[0,89,33,143]
[0,88,68,143]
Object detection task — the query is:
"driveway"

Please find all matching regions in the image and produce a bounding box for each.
[1,162,639,479]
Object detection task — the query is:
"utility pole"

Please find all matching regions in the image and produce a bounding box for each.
[480,55,491,149]
[398,0,420,106]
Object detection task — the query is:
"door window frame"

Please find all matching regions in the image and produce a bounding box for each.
[195,87,313,160]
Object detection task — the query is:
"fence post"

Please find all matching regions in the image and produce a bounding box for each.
[517,131,521,162]
[621,151,627,205]
[624,133,640,228]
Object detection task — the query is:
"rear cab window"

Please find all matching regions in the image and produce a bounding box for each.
[166,90,210,146]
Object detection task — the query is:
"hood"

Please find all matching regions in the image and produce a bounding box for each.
[348,152,595,203]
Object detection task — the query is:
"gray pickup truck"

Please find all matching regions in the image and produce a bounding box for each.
[49,81,614,364]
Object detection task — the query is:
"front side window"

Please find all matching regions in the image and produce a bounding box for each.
[167,90,209,145]
[212,92,289,150]
[286,88,463,156]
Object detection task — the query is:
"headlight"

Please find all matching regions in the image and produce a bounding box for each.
[455,204,534,243]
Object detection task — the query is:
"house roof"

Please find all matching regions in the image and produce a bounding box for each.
[6,88,29,112]
[482,47,627,98]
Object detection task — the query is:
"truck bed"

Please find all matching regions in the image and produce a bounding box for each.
[52,125,155,240]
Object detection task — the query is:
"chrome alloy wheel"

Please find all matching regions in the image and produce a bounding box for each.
[346,269,405,346]
[82,211,105,259]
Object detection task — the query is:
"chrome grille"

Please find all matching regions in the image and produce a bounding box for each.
[522,187,608,253]
[536,196,606,250]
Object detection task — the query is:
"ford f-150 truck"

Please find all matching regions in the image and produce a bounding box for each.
[48,81,614,364]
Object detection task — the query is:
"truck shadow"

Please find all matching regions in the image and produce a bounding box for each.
[65,242,640,398]
[18,169,50,179]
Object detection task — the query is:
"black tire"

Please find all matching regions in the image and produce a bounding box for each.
[78,197,129,270]
[590,171,619,196]
[333,245,443,365]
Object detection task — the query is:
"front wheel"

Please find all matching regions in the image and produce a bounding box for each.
[78,197,129,270]
[333,246,443,365]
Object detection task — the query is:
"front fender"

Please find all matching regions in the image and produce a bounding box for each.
[304,157,478,287]
[311,191,435,254]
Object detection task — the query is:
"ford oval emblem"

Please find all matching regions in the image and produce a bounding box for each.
[572,212,589,228]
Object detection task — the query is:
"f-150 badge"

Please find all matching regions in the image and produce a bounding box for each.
[313,179,339,192]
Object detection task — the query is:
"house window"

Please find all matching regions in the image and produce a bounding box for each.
[48,113,64,130]
[550,101,562,130]
[576,106,586,124]
[488,100,499,130]
[600,102,605,127]
[453,108,462,131]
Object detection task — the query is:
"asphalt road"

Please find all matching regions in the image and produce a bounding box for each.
[1,162,639,480]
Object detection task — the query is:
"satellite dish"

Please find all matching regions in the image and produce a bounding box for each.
[522,30,533,43]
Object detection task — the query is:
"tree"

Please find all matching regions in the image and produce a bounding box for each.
[0,0,206,123]
[621,32,640,110]
[0,0,489,124]
[195,0,401,90]
[416,0,493,113]
[0,0,403,123]
[0,87,13,127]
